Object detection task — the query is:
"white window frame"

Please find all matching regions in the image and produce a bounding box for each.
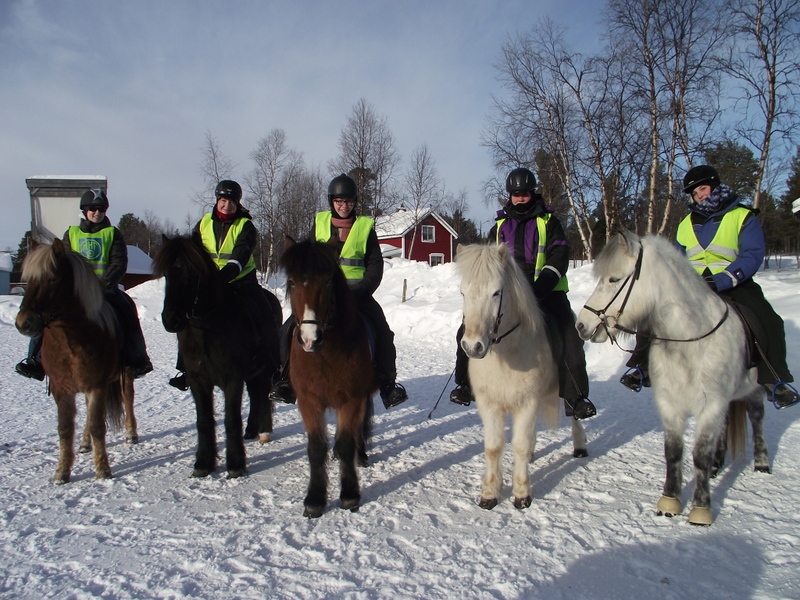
[429,253,444,267]
[421,225,435,243]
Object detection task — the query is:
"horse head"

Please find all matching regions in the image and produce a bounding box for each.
[154,233,217,333]
[576,230,646,343]
[280,240,343,353]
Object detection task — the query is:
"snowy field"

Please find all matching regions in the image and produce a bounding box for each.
[1,249,799,600]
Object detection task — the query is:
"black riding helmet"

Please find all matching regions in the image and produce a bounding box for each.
[506,167,537,196]
[80,188,109,212]
[683,165,720,194]
[215,180,242,202]
[327,174,358,210]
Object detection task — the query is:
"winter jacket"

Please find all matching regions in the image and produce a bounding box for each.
[63,217,127,289]
[194,206,259,284]
[310,212,383,299]
[487,195,570,298]
[675,193,763,292]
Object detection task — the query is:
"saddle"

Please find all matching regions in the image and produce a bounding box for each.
[727,298,766,372]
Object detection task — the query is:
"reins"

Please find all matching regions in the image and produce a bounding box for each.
[582,243,730,350]
[488,287,520,347]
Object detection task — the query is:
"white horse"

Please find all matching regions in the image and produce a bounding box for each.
[575,231,769,526]
[457,243,588,510]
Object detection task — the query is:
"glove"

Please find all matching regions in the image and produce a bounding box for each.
[218,263,239,284]
[703,273,718,292]
[532,269,560,300]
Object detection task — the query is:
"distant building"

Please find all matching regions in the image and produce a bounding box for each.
[374,207,458,266]
[0,252,11,295]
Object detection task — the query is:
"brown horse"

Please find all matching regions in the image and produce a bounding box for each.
[280,239,375,518]
[15,239,137,484]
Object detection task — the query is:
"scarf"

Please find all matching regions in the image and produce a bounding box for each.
[331,214,355,242]
[694,184,735,215]
[214,207,237,223]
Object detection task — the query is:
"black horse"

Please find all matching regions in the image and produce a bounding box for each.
[154,233,282,478]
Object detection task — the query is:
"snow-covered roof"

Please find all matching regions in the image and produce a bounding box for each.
[127,245,153,274]
[374,207,458,239]
[27,175,107,180]
[0,252,12,272]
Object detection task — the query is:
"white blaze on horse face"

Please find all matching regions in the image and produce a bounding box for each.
[297,304,319,352]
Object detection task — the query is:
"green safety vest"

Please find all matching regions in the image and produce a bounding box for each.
[68,225,115,277]
[495,213,569,292]
[199,214,256,281]
[675,206,750,275]
[315,212,374,280]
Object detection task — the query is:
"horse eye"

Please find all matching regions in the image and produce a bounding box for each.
[609,277,620,284]
[493,290,501,298]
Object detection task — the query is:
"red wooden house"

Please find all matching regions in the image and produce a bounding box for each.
[374,207,458,265]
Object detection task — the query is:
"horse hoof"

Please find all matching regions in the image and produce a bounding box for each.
[341,498,360,512]
[754,465,771,474]
[226,468,246,479]
[126,434,139,445]
[357,454,369,468]
[243,430,256,440]
[96,470,113,480]
[656,496,682,517]
[78,444,91,454]
[52,474,70,485]
[513,496,532,509]
[191,468,212,478]
[573,448,588,458]
[303,505,324,519]
[688,506,713,526]
[478,498,498,510]
[258,432,272,444]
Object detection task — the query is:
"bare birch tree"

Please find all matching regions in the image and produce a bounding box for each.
[193,131,236,209]
[402,144,442,259]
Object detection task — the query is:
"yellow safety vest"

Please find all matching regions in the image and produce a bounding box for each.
[199,214,256,281]
[315,212,374,280]
[675,207,750,274]
[68,225,116,277]
[495,214,569,292]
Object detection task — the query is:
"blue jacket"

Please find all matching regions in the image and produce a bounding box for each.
[676,193,763,292]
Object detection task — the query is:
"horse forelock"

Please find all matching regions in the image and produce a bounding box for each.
[281,241,349,321]
[21,243,57,283]
[154,236,215,285]
[65,251,108,325]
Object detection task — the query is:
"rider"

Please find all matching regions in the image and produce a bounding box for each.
[620,164,799,409]
[15,188,153,380]
[269,173,408,409]
[169,179,275,390]
[450,167,597,420]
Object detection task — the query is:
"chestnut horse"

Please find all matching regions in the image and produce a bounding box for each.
[280,239,375,518]
[153,233,282,479]
[15,239,137,484]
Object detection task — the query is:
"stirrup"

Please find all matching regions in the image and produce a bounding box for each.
[768,381,800,409]
[620,367,646,392]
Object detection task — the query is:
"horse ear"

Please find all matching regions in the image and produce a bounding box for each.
[617,229,640,257]
[284,235,296,250]
[496,241,510,261]
[162,233,170,243]
[52,237,66,257]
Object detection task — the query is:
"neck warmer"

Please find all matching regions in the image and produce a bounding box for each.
[331,214,355,242]
[694,184,735,215]
[214,207,237,223]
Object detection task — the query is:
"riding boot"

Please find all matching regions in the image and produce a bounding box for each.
[450,323,475,406]
[621,335,651,392]
[15,336,45,380]
[564,398,597,420]
[269,319,296,404]
[169,354,188,390]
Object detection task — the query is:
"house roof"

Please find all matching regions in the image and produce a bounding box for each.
[0,252,11,272]
[374,207,458,239]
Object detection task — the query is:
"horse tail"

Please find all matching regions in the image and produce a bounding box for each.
[727,400,748,460]
[105,378,125,434]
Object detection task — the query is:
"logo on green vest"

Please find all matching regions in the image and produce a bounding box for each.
[78,238,103,261]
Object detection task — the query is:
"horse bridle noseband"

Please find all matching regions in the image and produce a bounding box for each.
[582,243,729,349]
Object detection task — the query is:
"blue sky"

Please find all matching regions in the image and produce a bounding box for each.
[0,0,605,251]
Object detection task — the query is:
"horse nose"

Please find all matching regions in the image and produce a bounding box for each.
[15,311,41,338]
[161,311,186,333]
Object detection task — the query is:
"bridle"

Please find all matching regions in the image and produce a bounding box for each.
[488,287,519,346]
[293,278,335,334]
[582,243,729,350]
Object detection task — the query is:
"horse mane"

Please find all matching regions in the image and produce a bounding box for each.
[152,234,216,285]
[22,242,111,330]
[456,243,544,333]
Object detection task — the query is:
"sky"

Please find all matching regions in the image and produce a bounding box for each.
[0,0,607,251]
[1,253,799,598]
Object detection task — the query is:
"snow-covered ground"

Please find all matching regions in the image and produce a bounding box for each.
[1,250,799,600]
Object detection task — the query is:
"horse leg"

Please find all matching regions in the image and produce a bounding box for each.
[301,407,329,518]
[244,375,273,444]
[711,412,729,479]
[191,384,217,477]
[79,405,92,454]
[686,407,727,526]
[747,396,770,473]
[334,400,366,512]
[53,394,77,484]
[223,380,246,478]
[85,389,112,480]
[477,403,504,509]
[571,416,588,458]
[357,397,374,468]
[510,403,538,509]
[122,368,138,444]
[657,413,686,518]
